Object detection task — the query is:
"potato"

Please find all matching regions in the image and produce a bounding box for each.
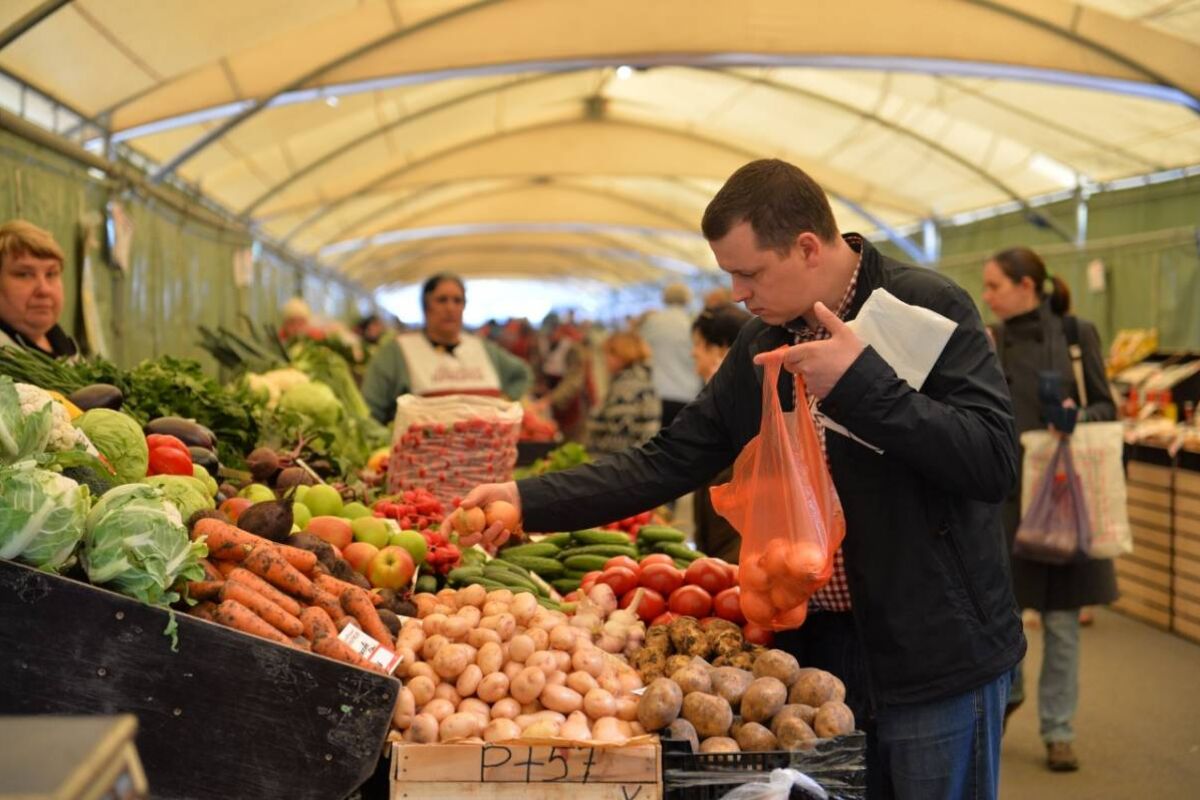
[591,716,625,742]
[527,627,550,650]
[485,588,514,605]
[527,650,558,676]
[421,633,448,661]
[454,584,484,608]
[392,687,416,730]
[728,715,744,741]
[542,685,584,714]
[476,641,504,676]
[664,654,693,677]
[511,666,548,704]
[636,678,683,731]
[741,677,787,723]
[682,692,734,738]
[725,651,756,671]
[572,647,605,677]
[482,601,510,617]
[666,718,699,752]
[409,662,436,682]
[422,698,455,722]
[507,634,535,663]
[413,593,438,618]
[408,675,436,707]
[466,627,501,648]
[700,737,740,753]
[436,588,459,609]
[775,716,817,751]
[456,664,483,697]
[441,615,471,641]
[406,713,439,743]
[560,710,592,741]
[458,698,491,721]
[398,625,426,651]
[671,665,712,695]
[549,624,576,651]
[710,667,754,709]
[735,721,778,752]
[422,613,448,636]
[615,694,640,722]
[502,661,524,681]
[567,670,600,696]
[491,697,521,719]
[752,650,801,687]
[484,718,522,742]
[771,704,817,735]
[510,591,539,623]
[515,710,564,729]
[546,670,568,687]
[476,672,510,703]
[521,719,561,739]
[789,669,844,707]
[583,688,617,719]
[813,701,855,738]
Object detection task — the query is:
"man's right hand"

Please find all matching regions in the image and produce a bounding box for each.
[440,481,522,552]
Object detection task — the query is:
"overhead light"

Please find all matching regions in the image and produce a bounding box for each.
[1029,153,1079,189]
[615,65,634,80]
[325,95,340,108]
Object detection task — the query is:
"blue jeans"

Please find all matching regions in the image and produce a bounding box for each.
[867,672,1010,800]
[1008,609,1080,743]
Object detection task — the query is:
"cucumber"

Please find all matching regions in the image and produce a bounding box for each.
[498,542,561,559]
[656,542,703,561]
[563,554,609,572]
[495,554,565,579]
[446,566,484,586]
[564,569,592,580]
[637,525,687,543]
[673,559,692,570]
[552,578,582,594]
[540,532,573,548]
[571,529,634,546]
[415,574,438,594]
[483,565,540,592]
[558,544,639,560]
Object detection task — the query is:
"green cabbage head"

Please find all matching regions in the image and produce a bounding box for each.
[0,460,89,570]
[277,380,341,428]
[73,408,148,485]
[82,483,207,605]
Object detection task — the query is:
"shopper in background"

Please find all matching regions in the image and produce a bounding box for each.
[639,283,702,427]
[982,247,1117,773]
[703,286,733,310]
[586,331,660,457]
[355,313,387,346]
[456,159,1024,799]
[532,314,593,443]
[361,273,531,424]
[278,297,311,342]
[0,220,77,358]
[689,304,752,563]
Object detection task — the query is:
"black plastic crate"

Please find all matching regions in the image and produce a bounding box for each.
[662,733,866,800]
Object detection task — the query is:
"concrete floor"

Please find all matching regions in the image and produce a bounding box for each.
[1000,608,1200,799]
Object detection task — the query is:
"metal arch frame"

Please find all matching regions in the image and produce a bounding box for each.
[0,0,73,52]
[147,0,508,183]
[279,115,931,248]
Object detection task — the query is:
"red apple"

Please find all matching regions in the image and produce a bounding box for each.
[368,545,416,590]
[219,497,252,523]
[343,542,381,575]
[307,516,353,551]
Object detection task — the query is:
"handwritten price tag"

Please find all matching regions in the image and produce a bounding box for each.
[338,624,403,674]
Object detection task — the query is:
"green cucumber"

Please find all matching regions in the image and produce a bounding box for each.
[637,525,688,543]
[495,554,565,579]
[540,532,573,547]
[571,529,635,546]
[415,574,439,594]
[656,542,703,561]
[563,554,610,572]
[446,566,484,586]
[483,566,540,593]
[552,578,582,594]
[558,544,639,560]
[536,596,562,611]
[498,542,561,559]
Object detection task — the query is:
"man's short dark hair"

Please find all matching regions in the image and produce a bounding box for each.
[701,159,839,253]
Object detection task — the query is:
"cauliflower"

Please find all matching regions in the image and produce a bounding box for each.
[245,368,311,406]
[15,383,99,455]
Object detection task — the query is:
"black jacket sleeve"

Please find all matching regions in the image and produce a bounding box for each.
[1078,320,1116,422]
[819,282,1018,503]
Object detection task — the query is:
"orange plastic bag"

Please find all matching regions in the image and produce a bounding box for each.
[710,348,846,630]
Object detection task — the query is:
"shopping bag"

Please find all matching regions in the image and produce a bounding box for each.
[710,348,846,630]
[1020,422,1131,559]
[1013,438,1091,564]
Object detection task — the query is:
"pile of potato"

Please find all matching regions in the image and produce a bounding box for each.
[634,623,855,753]
[389,583,648,743]
[630,616,762,680]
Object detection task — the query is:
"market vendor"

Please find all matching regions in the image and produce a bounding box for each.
[0,220,78,358]
[362,273,532,424]
[451,160,1025,799]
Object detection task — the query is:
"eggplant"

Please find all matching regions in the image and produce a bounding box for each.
[145,416,216,449]
[189,446,220,477]
[69,383,124,411]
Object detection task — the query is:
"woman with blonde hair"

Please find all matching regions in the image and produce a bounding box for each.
[586,331,660,457]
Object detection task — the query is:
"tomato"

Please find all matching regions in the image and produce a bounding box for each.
[147,446,194,476]
[604,555,641,576]
[713,586,746,624]
[651,611,678,627]
[742,621,775,647]
[685,557,734,596]
[668,585,713,618]
[640,563,684,596]
[145,434,190,455]
[621,587,666,623]
[579,570,603,591]
[597,566,639,597]
[638,553,675,568]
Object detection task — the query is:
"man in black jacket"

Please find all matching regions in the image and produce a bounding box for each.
[455,159,1025,799]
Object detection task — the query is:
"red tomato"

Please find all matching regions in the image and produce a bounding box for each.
[579,570,603,591]
[713,586,746,624]
[597,566,638,597]
[640,563,684,596]
[147,446,194,476]
[621,588,666,623]
[638,554,675,568]
[742,621,775,647]
[145,434,190,455]
[669,585,713,618]
[685,558,734,596]
[651,611,678,627]
[604,555,641,576]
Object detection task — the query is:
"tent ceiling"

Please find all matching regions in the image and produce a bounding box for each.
[2,0,1198,289]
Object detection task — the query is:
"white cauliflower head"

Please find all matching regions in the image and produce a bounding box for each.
[15,384,99,455]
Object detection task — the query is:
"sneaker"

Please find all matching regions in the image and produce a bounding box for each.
[1047,742,1080,772]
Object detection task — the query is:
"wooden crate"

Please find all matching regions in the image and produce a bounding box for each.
[391,741,662,800]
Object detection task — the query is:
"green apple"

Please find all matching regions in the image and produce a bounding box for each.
[239,483,275,503]
[388,529,428,567]
[302,484,343,517]
[342,501,372,520]
[291,501,312,531]
[290,523,301,533]
[293,484,310,504]
[351,516,390,549]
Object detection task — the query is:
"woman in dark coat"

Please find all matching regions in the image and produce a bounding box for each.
[982,247,1117,773]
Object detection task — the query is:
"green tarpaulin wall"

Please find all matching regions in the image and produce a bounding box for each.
[0,129,371,373]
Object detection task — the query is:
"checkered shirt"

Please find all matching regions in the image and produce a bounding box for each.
[792,235,863,612]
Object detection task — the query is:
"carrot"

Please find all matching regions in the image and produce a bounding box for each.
[198,559,224,581]
[193,518,257,561]
[340,586,395,650]
[213,599,294,646]
[311,588,347,624]
[243,545,317,601]
[221,580,304,638]
[299,606,339,642]
[227,567,303,617]
[312,632,383,673]
[186,580,224,601]
[291,637,312,652]
[214,560,238,578]
[191,600,219,621]
[312,573,385,607]
[276,544,317,574]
